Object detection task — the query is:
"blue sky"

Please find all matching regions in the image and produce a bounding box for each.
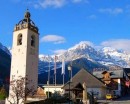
[0,0,130,55]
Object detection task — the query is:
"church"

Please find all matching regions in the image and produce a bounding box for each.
[6,10,39,104]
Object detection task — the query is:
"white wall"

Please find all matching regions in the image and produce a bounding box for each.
[43,85,64,94]
[6,27,39,104]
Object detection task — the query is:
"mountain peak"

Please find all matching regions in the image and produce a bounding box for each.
[68,41,93,51]
[38,41,130,68]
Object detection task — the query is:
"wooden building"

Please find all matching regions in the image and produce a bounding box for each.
[93,69,129,96]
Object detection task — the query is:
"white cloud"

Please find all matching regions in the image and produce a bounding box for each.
[99,8,123,15]
[40,35,66,44]
[22,0,88,9]
[101,39,130,53]
[38,0,66,8]
[53,49,67,54]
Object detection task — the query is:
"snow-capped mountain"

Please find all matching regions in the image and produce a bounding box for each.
[39,41,105,62]
[101,47,130,62]
[100,47,130,67]
[0,41,130,78]
[0,42,11,55]
[0,41,130,84]
[39,41,130,68]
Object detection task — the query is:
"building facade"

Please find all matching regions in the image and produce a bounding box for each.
[6,10,39,104]
[63,69,106,101]
[93,69,129,96]
[43,84,64,94]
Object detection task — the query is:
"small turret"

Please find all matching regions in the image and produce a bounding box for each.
[14,10,38,33]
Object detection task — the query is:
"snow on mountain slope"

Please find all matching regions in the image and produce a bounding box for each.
[39,41,101,62]
[0,40,129,76]
[100,47,130,67]
[39,41,130,68]
[101,47,130,61]
[64,41,107,62]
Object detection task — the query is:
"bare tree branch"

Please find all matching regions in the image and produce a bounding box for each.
[7,76,36,104]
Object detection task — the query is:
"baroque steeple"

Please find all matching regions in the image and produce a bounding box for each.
[14,10,38,33]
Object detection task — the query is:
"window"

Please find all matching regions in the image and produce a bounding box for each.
[17,34,22,45]
[31,35,35,47]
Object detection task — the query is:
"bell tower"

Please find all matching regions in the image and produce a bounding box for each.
[6,10,39,104]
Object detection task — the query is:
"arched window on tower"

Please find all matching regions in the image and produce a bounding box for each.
[17,34,22,45]
[31,35,35,47]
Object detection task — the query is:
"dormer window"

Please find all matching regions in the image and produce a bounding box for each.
[17,34,22,45]
[31,35,35,47]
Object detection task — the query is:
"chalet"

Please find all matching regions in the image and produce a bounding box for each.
[93,69,129,96]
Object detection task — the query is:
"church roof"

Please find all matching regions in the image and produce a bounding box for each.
[63,68,105,90]
[17,10,35,26]
[14,10,39,33]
